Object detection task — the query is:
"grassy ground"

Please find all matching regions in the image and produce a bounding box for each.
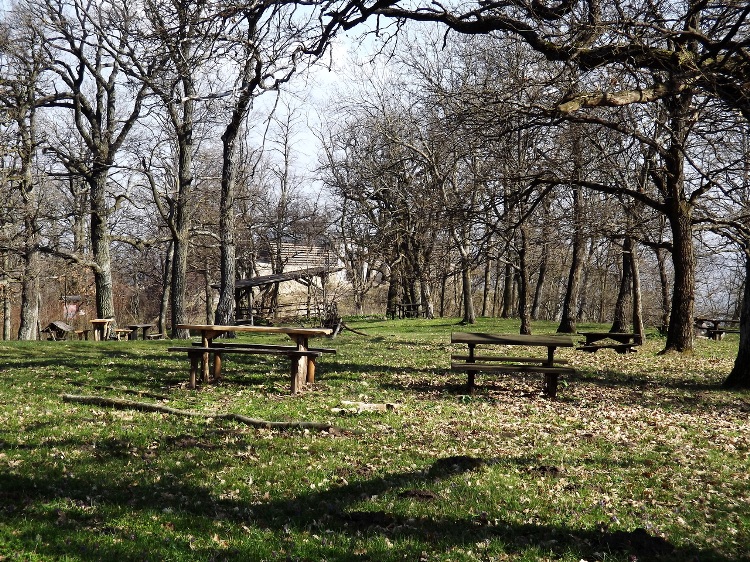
[0,317,748,561]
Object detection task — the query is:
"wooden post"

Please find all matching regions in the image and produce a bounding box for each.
[213,352,222,381]
[307,357,316,384]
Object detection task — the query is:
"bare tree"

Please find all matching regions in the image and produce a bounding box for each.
[0,4,50,339]
[33,0,148,323]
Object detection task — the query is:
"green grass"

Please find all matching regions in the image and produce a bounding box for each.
[1,317,748,561]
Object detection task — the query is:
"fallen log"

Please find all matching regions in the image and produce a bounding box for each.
[61,394,348,434]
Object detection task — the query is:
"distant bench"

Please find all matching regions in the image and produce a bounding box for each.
[169,342,336,391]
[450,332,576,397]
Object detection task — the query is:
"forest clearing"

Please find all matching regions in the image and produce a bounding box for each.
[1,318,748,561]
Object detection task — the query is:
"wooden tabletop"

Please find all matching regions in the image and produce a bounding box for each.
[578,331,635,337]
[451,332,575,347]
[177,324,333,337]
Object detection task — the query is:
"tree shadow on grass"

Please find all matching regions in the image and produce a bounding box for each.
[0,448,741,562]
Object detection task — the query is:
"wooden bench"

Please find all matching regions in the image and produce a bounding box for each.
[450,333,576,397]
[451,357,575,398]
[113,328,133,340]
[706,328,740,340]
[168,346,323,391]
[147,333,165,340]
[74,329,90,341]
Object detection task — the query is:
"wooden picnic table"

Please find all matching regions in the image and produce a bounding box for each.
[451,332,576,397]
[127,323,155,340]
[90,318,114,341]
[694,318,740,340]
[174,324,333,392]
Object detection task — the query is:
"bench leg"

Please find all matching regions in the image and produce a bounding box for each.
[189,354,200,389]
[543,373,558,398]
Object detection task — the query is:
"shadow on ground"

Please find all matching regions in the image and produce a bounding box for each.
[0,447,741,562]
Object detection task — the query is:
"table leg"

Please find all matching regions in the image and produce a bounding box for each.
[307,358,316,384]
[129,328,138,341]
[213,352,222,381]
[289,336,309,393]
[202,334,211,384]
[141,327,150,340]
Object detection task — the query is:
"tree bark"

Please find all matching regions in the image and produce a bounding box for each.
[481,259,492,317]
[460,250,475,324]
[558,185,584,333]
[660,93,696,353]
[724,249,750,388]
[501,263,513,318]
[159,242,173,337]
[630,240,645,345]
[90,173,115,321]
[655,247,672,330]
[518,227,531,334]
[611,237,633,333]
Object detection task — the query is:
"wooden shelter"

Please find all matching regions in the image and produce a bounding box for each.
[216,267,339,324]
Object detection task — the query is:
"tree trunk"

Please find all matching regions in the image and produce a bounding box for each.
[159,242,173,336]
[558,185,584,333]
[481,259,492,317]
[492,259,502,317]
[501,263,513,318]
[17,249,40,341]
[630,240,645,345]
[724,248,750,388]
[655,246,672,330]
[460,250,475,324]
[662,205,695,352]
[169,94,195,340]
[611,237,633,332]
[170,229,190,338]
[576,238,596,321]
[204,268,215,325]
[531,251,547,320]
[518,227,531,335]
[214,130,238,326]
[90,173,116,322]
[2,252,10,340]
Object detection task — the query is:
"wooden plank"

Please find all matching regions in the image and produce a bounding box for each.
[577,344,636,354]
[198,341,336,353]
[451,354,568,364]
[169,346,321,357]
[451,332,575,347]
[450,362,575,374]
